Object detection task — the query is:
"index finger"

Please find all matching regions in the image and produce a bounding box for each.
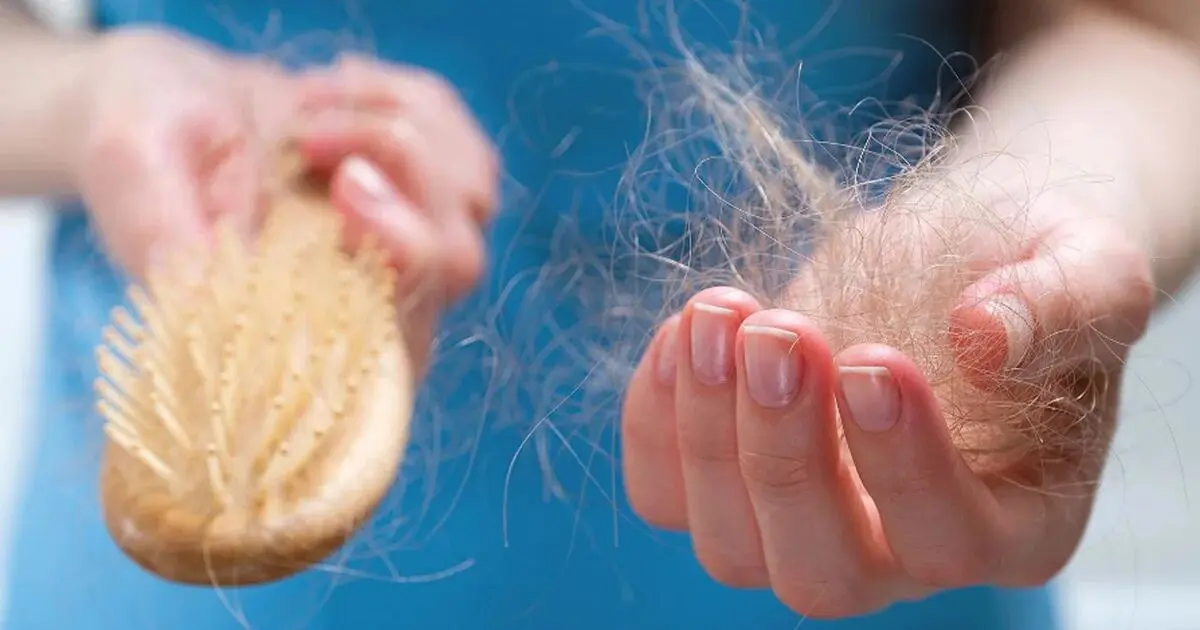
[291,60,500,223]
[836,346,1007,588]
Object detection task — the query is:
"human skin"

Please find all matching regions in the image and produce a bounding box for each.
[621,0,1200,619]
[4,0,1200,622]
[0,4,499,373]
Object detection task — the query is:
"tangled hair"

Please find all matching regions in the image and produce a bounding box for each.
[23,2,1121,625]
[336,2,1119,578]
[647,61,1108,473]
[511,1,1114,495]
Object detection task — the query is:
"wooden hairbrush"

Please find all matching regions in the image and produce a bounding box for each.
[94,148,414,586]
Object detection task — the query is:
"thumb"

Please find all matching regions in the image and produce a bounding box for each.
[948,223,1155,383]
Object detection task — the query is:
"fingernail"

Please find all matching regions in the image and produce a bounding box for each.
[654,318,680,386]
[343,155,398,209]
[838,366,900,433]
[742,325,802,408]
[340,154,425,242]
[690,302,738,385]
[981,294,1034,369]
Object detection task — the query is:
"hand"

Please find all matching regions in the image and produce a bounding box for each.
[74,29,295,276]
[73,32,498,371]
[620,176,1155,618]
[289,54,500,360]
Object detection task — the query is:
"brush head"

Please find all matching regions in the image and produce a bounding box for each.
[95,150,413,586]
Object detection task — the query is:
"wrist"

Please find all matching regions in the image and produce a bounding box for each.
[42,36,105,196]
[60,28,241,197]
[937,149,1172,304]
[0,28,104,198]
[948,1,1200,305]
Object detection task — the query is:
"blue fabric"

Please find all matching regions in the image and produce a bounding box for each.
[5,2,1061,629]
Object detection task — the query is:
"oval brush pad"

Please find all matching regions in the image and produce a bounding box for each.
[94,149,413,586]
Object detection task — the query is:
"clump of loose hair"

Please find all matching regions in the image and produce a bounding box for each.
[581,12,1113,492]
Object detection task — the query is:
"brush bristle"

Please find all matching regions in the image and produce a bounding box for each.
[95,169,414,586]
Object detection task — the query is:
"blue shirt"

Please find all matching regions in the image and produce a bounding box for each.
[4,2,1060,629]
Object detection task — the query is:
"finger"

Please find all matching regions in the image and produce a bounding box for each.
[949,225,1154,382]
[837,344,1007,590]
[621,315,688,531]
[294,53,421,111]
[294,63,499,224]
[333,156,438,266]
[300,54,482,147]
[332,146,483,299]
[295,55,480,157]
[332,156,443,372]
[988,401,1111,588]
[438,212,487,300]
[297,111,442,215]
[674,287,766,587]
[984,362,1120,588]
[735,309,895,618]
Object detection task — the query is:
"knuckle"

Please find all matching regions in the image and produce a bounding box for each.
[676,420,738,465]
[694,546,768,589]
[738,449,820,498]
[484,143,501,174]
[1086,227,1154,306]
[465,148,502,224]
[480,147,502,190]
[471,188,500,225]
[408,70,459,106]
[636,509,687,533]
[1004,555,1067,588]
[440,228,485,296]
[997,536,1074,589]
[627,492,687,532]
[383,117,422,154]
[902,540,998,588]
[877,468,939,507]
[620,405,673,452]
[1112,240,1155,332]
[336,52,373,71]
[1066,228,1156,361]
[445,252,484,297]
[775,580,870,620]
[333,52,387,83]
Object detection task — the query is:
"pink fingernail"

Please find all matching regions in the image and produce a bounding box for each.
[339,154,425,241]
[838,366,899,433]
[654,318,680,386]
[981,294,1035,369]
[690,302,737,385]
[742,325,802,408]
[343,155,397,207]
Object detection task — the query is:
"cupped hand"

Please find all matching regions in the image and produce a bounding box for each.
[620,178,1155,618]
[73,31,498,372]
